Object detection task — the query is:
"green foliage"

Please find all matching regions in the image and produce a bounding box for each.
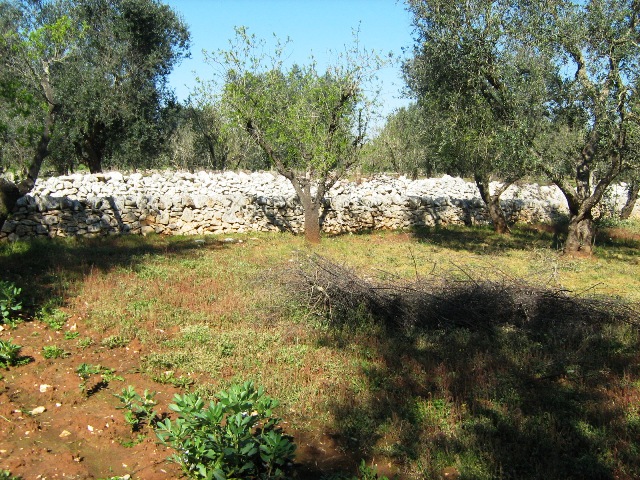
[52,0,191,173]
[39,306,67,331]
[152,370,194,388]
[218,27,381,178]
[0,0,85,183]
[114,385,158,431]
[404,0,547,179]
[155,381,296,479]
[77,336,94,348]
[404,0,640,248]
[0,338,27,368]
[101,335,129,349]
[0,280,22,326]
[161,102,266,172]
[76,363,123,395]
[206,27,385,242]
[0,0,190,182]
[42,345,69,359]
[362,104,433,176]
[0,470,21,480]
[63,330,79,340]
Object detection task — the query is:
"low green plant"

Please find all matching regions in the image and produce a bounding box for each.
[155,381,296,479]
[42,345,70,359]
[322,460,391,480]
[76,363,123,395]
[64,331,80,340]
[151,370,194,388]
[77,336,93,349]
[0,281,22,326]
[120,433,146,448]
[114,385,158,430]
[0,339,28,368]
[0,470,22,480]
[101,335,129,349]
[39,306,67,331]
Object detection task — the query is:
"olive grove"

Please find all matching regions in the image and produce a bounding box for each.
[404,0,640,251]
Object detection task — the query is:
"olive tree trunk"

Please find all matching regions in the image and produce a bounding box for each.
[620,181,639,220]
[474,173,512,234]
[557,157,621,255]
[285,170,327,244]
[244,120,332,244]
[301,197,322,244]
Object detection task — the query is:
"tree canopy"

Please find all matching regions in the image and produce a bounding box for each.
[404,0,551,233]
[53,0,190,173]
[405,0,640,250]
[207,27,384,243]
[0,0,189,228]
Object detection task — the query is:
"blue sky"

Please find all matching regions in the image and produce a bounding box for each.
[163,0,415,120]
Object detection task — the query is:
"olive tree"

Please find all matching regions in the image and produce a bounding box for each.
[207,28,383,243]
[530,0,640,253]
[362,103,434,177]
[405,0,640,251]
[55,0,189,173]
[0,0,189,230]
[404,0,550,234]
[0,0,83,227]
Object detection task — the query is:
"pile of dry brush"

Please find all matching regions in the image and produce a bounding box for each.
[287,254,639,333]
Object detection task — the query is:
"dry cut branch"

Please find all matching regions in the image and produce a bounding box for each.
[287,254,640,333]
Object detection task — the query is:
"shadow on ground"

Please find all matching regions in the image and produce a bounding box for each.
[409,223,566,253]
[298,256,640,479]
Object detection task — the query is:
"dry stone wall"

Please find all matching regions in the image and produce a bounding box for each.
[1,170,638,241]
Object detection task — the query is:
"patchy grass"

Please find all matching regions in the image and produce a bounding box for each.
[0,225,638,479]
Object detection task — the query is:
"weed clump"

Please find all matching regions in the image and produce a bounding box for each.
[156,381,296,479]
[0,280,22,326]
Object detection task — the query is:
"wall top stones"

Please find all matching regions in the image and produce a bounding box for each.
[2,170,637,241]
[31,169,571,205]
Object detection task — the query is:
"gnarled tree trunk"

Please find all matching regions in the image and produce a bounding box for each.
[620,181,639,220]
[565,213,595,254]
[557,147,623,255]
[474,173,512,234]
[0,178,21,230]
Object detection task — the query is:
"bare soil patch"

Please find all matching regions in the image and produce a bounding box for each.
[0,320,184,479]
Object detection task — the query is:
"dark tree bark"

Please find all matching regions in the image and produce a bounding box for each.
[474,173,512,234]
[556,155,622,255]
[74,120,109,173]
[620,181,639,220]
[0,178,21,229]
[565,214,595,253]
[0,100,57,231]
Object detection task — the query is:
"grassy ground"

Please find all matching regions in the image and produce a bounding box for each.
[1,220,639,479]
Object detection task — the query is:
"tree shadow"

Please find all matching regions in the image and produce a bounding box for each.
[408,224,567,254]
[305,262,640,479]
[0,234,227,317]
